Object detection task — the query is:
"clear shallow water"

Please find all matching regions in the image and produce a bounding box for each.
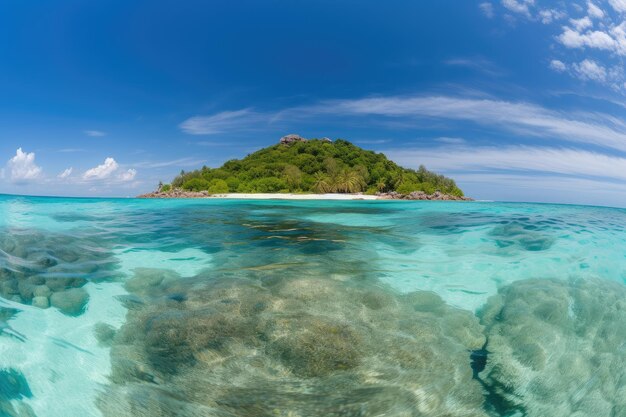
[0,195,625,416]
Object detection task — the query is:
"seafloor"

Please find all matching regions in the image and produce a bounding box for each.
[0,195,625,417]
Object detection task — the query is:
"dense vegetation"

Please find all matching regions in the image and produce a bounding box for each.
[168,139,463,196]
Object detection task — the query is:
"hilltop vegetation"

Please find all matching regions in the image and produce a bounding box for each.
[168,138,464,196]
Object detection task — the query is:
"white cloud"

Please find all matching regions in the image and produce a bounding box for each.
[58,167,73,179]
[480,2,495,18]
[539,9,565,24]
[570,16,593,31]
[179,109,260,135]
[118,169,137,182]
[83,157,119,180]
[549,59,567,72]
[609,0,626,13]
[82,157,138,184]
[573,59,607,81]
[558,27,616,51]
[84,130,106,137]
[501,0,534,17]
[588,2,605,18]
[485,0,626,91]
[6,148,42,183]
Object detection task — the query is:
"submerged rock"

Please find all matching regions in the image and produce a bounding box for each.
[0,230,115,314]
[100,271,488,417]
[31,296,49,309]
[50,288,89,316]
[479,278,626,417]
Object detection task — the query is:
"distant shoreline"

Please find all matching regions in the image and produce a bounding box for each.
[138,190,473,201]
[147,192,379,200]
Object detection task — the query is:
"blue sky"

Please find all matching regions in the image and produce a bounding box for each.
[3,0,626,205]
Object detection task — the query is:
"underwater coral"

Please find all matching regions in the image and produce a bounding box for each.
[99,268,488,417]
[479,278,626,417]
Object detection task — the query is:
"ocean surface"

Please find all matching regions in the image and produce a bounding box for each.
[0,194,625,417]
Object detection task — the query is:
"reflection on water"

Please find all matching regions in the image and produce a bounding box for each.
[0,196,625,416]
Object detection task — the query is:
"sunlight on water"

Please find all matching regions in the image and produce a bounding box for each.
[0,195,625,417]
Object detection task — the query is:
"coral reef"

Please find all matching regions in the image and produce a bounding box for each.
[99,268,488,417]
[479,278,626,417]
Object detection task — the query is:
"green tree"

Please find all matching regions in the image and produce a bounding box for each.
[168,139,464,196]
[208,179,229,194]
[283,164,302,190]
[182,178,210,191]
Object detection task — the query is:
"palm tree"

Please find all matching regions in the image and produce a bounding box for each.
[313,172,332,193]
[335,170,365,193]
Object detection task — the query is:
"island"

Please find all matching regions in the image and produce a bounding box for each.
[139,134,472,201]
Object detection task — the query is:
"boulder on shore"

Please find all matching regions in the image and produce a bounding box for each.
[377,191,473,201]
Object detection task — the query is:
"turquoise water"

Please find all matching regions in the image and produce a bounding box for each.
[0,195,625,417]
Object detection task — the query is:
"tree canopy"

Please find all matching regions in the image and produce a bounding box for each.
[168,139,464,196]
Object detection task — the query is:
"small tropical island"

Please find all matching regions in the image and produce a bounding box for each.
[140,134,471,200]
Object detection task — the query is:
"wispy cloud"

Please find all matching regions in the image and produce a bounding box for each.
[179,109,264,135]
[435,137,466,144]
[179,93,626,153]
[84,130,107,137]
[134,157,207,169]
[479,2,495,18]
[58,148,87,153]
[58,167,73,179]
[293,94,626,152]
[385,145,626,182]
[193,141,234,147]
[454,172,626,206]
[444,57,503,76]
[346,139,389,146]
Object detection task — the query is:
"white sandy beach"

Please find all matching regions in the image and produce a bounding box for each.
[209,193,380,200]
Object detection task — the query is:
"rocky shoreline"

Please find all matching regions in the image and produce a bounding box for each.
[137,189,473,201]
[376,191,473,201]
[138,189,214,199]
